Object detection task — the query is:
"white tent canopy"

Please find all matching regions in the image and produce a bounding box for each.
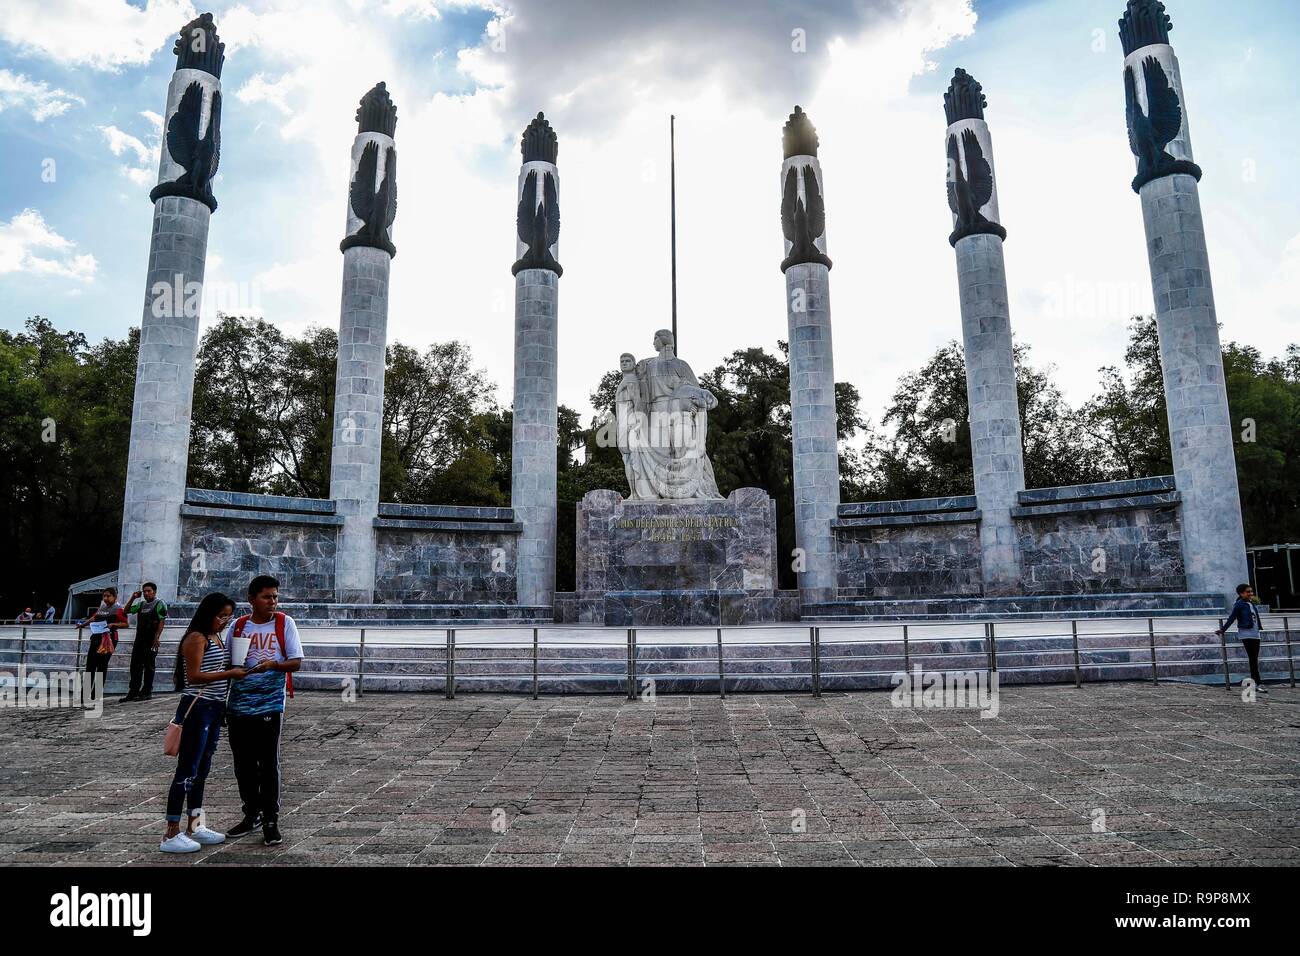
[63,569,118,624]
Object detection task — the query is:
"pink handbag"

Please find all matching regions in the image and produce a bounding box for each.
[163,694,201,757]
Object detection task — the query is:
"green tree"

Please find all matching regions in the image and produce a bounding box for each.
[1224,343,1300,543]
[1079,315,1172,479]
[865,339,1103,500]
[0,317,134,611]
[188,314,290,493]
[380,341,498,502]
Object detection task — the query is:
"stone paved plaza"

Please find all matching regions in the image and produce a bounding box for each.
[1,683,1297,866]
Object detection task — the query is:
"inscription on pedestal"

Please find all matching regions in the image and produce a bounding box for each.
[616,515,740,542]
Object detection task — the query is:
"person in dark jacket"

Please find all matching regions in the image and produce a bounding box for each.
[1216,583,1267,692]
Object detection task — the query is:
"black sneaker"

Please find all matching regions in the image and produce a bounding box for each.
[263,821,282,846]
[227,814,262,839]
[120,694,137,703]
[138,693,152,701]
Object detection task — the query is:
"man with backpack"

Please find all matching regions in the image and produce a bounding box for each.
[224,575,303,846]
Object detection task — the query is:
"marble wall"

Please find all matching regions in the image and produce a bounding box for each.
[373,503,520,604]
[833,478,1189,601]
[1013,477,1186,595]
[833,497,983,599]
[176,492,522,607]
[177,489,340,602]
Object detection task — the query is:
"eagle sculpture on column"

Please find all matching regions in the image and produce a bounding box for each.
[780,164,831,271]
[344,141,397,256]
[1124,55,1196,191]
[946,129,992,240]
[157,81,222,211]
[513,169,562,276]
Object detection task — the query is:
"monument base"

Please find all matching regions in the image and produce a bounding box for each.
[575,487,780,626]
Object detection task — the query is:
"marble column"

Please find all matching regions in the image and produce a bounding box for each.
[944,69,1026,596]
[1119,0,1247,603]
[331,83,398,603]
[511,113,562,609]
[119,14,225,598]
[779,107,840,605]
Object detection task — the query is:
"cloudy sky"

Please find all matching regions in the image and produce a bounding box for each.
[1,0,1297,427]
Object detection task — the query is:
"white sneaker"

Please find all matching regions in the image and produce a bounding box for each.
[160,832,201,854]
[188,826,226,845]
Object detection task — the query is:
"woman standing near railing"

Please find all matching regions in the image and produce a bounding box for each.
[1217,583,1267,692]
[77,587,126,701]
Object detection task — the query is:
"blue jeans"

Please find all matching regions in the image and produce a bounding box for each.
[166,696,225,823]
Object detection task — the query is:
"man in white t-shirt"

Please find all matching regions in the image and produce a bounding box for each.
[224,575,303,847]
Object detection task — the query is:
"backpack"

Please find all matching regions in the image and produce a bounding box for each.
[232,612,294,699]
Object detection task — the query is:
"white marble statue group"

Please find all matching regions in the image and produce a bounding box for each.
[615,330,723,501]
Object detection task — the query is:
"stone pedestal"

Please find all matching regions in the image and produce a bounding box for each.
[575,487,778,625]
[1116,3,1249,607]
[119,16,225,598]
[119,195,211,598]
[778,106,840,607]
[784,262,841,605]
[511,268,559,608]
[1140,174,1247,601]
[330,246,391,602]
[329,83,398,603]
[956,233,1026,596]
[944,69,1026,598]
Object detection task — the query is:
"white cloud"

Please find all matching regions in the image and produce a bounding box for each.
[235,70,309,116]
[0,209,97,281]
[98,113,163,187]
[0,68,84,120]
[205,0,980,418]
[0,0,196,70]
[1219,230,1300,353]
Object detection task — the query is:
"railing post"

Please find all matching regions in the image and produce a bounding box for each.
[810,626,821,698]
[716,627,725,699]
[75,625,82,675]
[1218,618,1232,691]
[626,628,636,701]
[1070,619,1082,688]
[19,626,27,674]
[985,622,997,677]
[1284,616,1296,689]
[445,628,455,700]
[902,624,910,675]
[1148,618,1158,685]
[357,628,366,698]
[532,627,539,700]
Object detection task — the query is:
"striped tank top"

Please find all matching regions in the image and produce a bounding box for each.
[183,633,231,701]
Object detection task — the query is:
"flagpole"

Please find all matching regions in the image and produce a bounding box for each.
[670,114,678,349]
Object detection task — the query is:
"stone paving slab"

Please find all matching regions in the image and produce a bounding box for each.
[0,684,1296,866]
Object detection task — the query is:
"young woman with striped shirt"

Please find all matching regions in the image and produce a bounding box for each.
[161,592,249,854]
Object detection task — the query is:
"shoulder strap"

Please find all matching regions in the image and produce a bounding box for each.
[233,614,250,638]
[274,613,294,699]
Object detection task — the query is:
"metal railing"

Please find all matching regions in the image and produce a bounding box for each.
[0,616,1295,697]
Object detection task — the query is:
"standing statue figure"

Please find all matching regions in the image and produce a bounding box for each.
[615,353,657,500]
[616,330,722,500]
